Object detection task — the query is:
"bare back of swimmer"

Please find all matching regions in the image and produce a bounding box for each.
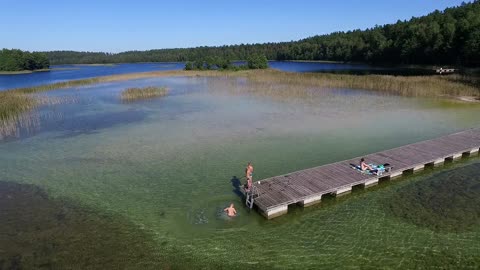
[224,203,237,217]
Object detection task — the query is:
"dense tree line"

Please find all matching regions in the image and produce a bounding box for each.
[184,54,268,70]
[45,1,480,66]
[0,49,50,71]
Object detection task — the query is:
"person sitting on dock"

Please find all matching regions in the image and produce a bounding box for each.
[360,158,377,174]
[224,203,237,217]
[245,162,254,191]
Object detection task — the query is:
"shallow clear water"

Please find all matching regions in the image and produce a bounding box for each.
[1,76,479,268]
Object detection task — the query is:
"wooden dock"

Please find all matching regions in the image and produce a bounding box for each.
[250,128,480,219]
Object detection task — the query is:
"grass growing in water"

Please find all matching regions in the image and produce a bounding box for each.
[120,86,168,102]
[0,92,37,120]
[6,69,479,99]
[0,92,38,138]
[243,69,480,98]
[0,92,76,139]
[386,162,480,233]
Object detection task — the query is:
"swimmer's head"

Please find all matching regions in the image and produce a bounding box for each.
[230,203,234,208]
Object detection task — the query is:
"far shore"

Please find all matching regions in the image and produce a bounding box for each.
[71,63,116,67]
[0,69,51,75]
[0,67,81,75]
[282,59,346,64]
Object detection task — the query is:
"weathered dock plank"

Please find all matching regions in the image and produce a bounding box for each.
[250,128,480,219]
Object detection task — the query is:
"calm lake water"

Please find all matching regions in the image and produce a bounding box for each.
[0,61,436,91]
[0,74,479,268]
[0,62,185,90]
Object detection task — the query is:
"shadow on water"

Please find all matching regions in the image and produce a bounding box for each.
[0,180,173,269]
[230,176,245,198]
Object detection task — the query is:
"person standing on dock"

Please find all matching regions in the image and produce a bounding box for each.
[245,162,254,190]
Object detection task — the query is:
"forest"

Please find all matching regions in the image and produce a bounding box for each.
[0,49,50,71]
[45,1,480,66]
[184,54,268,70]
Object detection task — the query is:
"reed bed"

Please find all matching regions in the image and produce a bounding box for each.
[5,69,479,99]
[0,92,76,139]
[0,92,38,138]
[0,92,37,121]
[242,70,480,98]
[120,86,168,102]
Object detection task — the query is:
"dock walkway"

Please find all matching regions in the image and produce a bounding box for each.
[250,128,480,219]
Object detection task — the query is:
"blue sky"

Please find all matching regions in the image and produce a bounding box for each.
[0,0,467,52]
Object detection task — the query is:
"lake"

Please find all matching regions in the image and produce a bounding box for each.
[0,61,437,91]
[1,73,479,268]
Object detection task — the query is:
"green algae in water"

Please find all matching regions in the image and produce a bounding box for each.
[387,163,480,233]
[1,77,480,269]
[0,181,169,269]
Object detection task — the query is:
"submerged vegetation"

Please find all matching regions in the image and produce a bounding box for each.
[386,163,480,233]
[45,2,480,66]
[0,181,165,269]
[120,86,168,102]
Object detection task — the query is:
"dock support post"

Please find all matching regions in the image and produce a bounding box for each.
[363,178,379,187]
[263,205,288,219]
[298,194,322,207]
[335,186,352,196]
[433,158,444,166]
[389,170,402,179]
[452,153,462,160]
[413,164,424,172]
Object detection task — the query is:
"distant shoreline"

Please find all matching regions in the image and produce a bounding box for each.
[45,60,476,72]
[71,63,116,67]
[0,67,79,75]
[0,69,51,75]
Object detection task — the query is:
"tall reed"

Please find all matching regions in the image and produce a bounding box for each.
[120,86,168,102]
[7,69,477,98]
[242,70,480,98]
[0,92,38,138]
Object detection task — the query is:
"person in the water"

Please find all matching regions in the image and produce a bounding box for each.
[245,162,254,190]
[224,203,237,217]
